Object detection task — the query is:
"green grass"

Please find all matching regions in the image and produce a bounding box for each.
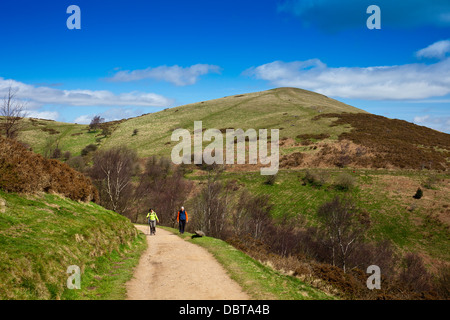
[17,118,98,157]
[0,190,145,300]
[159,226,335,300]
[187,168,450,263]
[61,232,146,300]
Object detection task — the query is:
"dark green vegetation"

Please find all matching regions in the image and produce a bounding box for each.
[0,190,145,299]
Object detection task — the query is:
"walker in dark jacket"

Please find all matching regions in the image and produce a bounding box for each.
[177,206,188,234]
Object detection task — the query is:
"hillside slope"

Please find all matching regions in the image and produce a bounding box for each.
[15,87,449,172]
[16,87,366,159]
[0,136,98,201]
[0,190,142,299]
[101,87,367,157]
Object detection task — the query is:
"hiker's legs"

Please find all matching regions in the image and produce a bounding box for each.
[150,220,156,234]
[179,220,186,234]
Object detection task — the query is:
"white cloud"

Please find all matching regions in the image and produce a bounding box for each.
[0,78,173,107]
[244,58,450,100]
[26,110,60,121]
[413,115,430,123]
[413,115,450,133]
[107,64,222,86]
[416,40,450,59]
[73,114,93,125]
[74,107,145,124]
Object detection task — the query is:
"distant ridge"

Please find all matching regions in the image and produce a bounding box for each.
[11,87,449,171]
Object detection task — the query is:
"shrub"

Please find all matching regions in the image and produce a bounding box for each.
[413,187,423,199]
[435,264,450,299]
[63,151,71,161]
[334,172,356,191]
[102,127,111,137]
[302,170,328,187]
[296,133,330,141]
[399,253,433,293]
[66,155,86,173]
[280,152,304,168]
[50,147,62,159]
[264,174,277,185]
[81,144,98,156]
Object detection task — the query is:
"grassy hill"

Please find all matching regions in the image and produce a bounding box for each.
[15,87,449,171]
[16,87,366,159]
[0,190,145,299]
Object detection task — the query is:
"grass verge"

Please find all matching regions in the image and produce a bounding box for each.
[0,190,145,300]
[61,231,147,300]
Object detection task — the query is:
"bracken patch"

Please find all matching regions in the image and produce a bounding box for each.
[0,136,98,202]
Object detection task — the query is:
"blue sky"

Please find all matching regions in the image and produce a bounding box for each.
[0,0,449,132]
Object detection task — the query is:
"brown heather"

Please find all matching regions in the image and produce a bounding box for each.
[0,136,99,202]
[314,113,450,170]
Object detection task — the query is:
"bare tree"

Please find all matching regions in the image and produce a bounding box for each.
[233,189,273,241]
[134,158,191,225]
[0,85,27,139]
[191,165,232,238]
[317,196,370,273]
[89,146,138,214]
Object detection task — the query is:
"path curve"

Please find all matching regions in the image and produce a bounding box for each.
[126,225,250,300]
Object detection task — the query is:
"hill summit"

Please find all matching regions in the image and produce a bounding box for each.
[13,87,450,171]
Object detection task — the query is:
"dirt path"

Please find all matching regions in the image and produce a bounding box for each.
[126,225,250,300]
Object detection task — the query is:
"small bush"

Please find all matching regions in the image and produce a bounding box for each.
[63,151,71,161]
[435,264,450,299]
[50,147,62,159]
[399,253,433,293]
[81,144,98,156]
[66,155,86,173]
[280,152,304,168]
[334,172,356,191]
[264,174,277,185]
[102,127,111,137]
[302,170,328,187]
[413,187,423,199]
